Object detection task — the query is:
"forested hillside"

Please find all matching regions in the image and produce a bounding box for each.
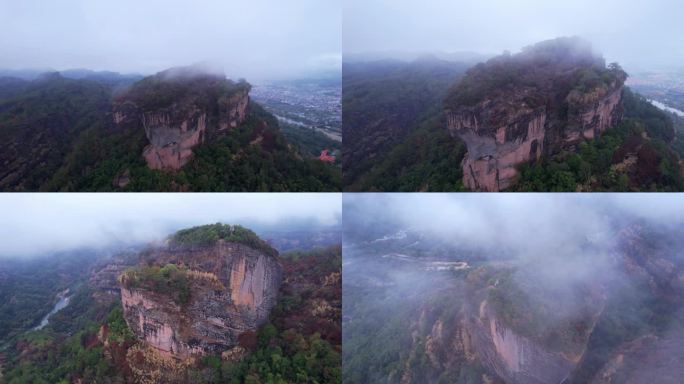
[0,70,340,192]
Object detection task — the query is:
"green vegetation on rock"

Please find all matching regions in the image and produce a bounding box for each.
[512,89,684,191]
[123,69,250,111]
[170,223,278,257]
[120,264,193,305]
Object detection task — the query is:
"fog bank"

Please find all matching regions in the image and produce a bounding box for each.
[344,0,684,71]
[0,193,341,258]
[0,0,341,81]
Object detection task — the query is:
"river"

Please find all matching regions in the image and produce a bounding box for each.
[33,289,71,330]
[648,99,684,117]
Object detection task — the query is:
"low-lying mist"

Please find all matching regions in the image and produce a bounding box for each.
[345,193,684,296]
[0,193,341,258]
[343,193,684,383]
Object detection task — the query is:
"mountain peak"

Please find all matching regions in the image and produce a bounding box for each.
[444,37,627,191]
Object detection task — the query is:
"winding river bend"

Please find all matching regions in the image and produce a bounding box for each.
[33,289,71,330]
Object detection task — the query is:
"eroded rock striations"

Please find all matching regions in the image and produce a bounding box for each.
[464,299,587,384]
[112,66,251,170]
[445,37,627,191]
[119,225,281,359]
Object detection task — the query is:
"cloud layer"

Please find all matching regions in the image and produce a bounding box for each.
[344,0,684,71]
[0,193,341,257]
[0,0,341,80]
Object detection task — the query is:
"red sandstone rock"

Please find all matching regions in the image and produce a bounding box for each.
[445,37,627,191]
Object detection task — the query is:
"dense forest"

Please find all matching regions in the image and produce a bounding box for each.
[0,245,341,384]
[342,57,472,191]
[513,89,684,191]
[0,251,103,348]
[0,71,340,192]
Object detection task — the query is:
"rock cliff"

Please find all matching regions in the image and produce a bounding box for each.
[119,226,281,359]
[465,300,579,384]
[445,37,627,191]
[112,66,251,170]
[459,266,604,384]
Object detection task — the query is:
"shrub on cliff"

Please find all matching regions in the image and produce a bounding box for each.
[170,223,278,257]
[120,264,192,305]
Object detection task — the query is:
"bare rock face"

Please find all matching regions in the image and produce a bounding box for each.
[120,239,281,359]
[112,67,251,170]
[140,105,208,170]
[89,252,138,304]
[461,265,604,384]
[447,104,548,192]
[445,37,627,191]
[465,300,578,384]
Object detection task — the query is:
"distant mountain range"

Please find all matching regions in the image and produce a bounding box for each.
[0,68,143,82]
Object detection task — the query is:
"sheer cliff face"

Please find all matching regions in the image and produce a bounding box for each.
[464,300,587,384]
[445,37,627,191]
[389,277,598,384]
[140,104,208,170]
[112,70,251,170]
[120,241,281,359]
[396,306,478,384]
[447,104,549,192]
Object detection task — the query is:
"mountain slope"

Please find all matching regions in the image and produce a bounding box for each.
[342,58,471,191]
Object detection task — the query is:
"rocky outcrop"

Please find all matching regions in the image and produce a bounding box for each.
[112,67,251,170]
[89,253,138,304]
[459,264,605,384]
[140,106,208,170]
[447,104,548,192]
[445,37,627,191]
[465,300,578,384]
[120,240,281,359]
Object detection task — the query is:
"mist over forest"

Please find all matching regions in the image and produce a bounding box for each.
[344,0,683,72]
[0,193,341,258]
[343,194,684,384]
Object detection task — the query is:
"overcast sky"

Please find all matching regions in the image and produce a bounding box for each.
[344,0,683,71]
[0,193,341,258]
[345,193,684,255]
[0,0,341,81]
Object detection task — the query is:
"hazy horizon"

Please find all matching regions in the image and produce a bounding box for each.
[0,193,341,258]
[0,0,341,81]
[343,0,684,72]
